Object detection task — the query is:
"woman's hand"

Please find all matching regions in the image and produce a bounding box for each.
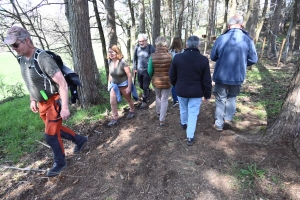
[125,86,131,94]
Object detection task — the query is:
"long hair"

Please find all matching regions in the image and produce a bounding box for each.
[107,45,123,60]
[169,37,183,53]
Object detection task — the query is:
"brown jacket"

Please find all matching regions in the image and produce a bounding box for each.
[151,47,172,89]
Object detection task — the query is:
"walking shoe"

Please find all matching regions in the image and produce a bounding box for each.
[126,112,135,119]
[187,137,195,146]
[224,120,233,129]
[140,102,147,109]
[73,136,88,153]
[181,124,187,130]
[173,101,179,107]
[157,113,160,118]
[160,121,165,126]
[108,119,119,126]
[46,162,67,177]
[213,124,223,131]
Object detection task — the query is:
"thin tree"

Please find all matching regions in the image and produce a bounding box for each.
[105,0,117,46]
[152,0,160,44]
[254,0,269,44]
[139,0,146,33]
[92,0,109,80]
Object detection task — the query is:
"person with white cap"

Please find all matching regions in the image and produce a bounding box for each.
[4,26,88,177]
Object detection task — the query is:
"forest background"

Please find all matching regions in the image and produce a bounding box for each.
[0,0,300,199]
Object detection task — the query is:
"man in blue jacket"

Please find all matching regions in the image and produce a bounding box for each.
[169,36,212,146]
[210,15,258,131]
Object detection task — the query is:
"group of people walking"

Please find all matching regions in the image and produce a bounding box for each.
[3,14,257,177]
[108,15,258,147]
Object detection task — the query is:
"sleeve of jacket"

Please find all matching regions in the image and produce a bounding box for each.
[247,41,258,66]
[202,58,212,99]
[147,57,153,78]
[168,59,177,86]
[133,45,138,70]
[210,40,219,61]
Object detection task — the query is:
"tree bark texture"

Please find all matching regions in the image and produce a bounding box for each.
[254,0,268,44]
[265,59,300,156]
[139,0,146,33]
[244,0,254,29]
[269,0,283,57]
[177,0,188,39]
[248,0,259,39]
[286,0,298,60]
[128,0,136,58]
[229,0,236,17]
[66,0,102,107]
[206,0,215,45]
[105,0,117,47]
[151,0,160,45]
[222,0,229,33]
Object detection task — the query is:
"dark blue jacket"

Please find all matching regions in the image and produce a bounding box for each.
[169,48,212,99]
[210,28,258,85]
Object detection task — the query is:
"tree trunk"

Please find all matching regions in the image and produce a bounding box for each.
[92,0,109,81]
[128,0,136,59]
[254,0,268,44]
[105,0,117,47]
[229,0,236,17]
[152,0,160,44]
[189,0,195,36]
[269,0,283,58]
[139,0,146,33]
[166,0,173,38]
[248,0,259,39]
[206,0,215,46]
[264,58,300,156]
[244,0,254,30]
[222,0,229,33]
[286,0,298,61]
[177,0,188,39]
[66,0,103,107]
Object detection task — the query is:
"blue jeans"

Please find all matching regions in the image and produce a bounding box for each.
[171,86,178,103]
[214,83,241,129]
[177,97,202,139]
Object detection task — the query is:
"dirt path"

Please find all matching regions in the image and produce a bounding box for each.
[1,59,300,199]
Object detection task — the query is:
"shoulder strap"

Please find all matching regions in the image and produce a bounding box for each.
[33,49,44,75]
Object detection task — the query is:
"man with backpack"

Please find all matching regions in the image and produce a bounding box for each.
[4,26,88,177]
[133,33,155,109]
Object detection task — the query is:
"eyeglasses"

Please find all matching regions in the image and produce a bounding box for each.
[108,51,116,54]
[10,41,22,48]
[138,40,146,43]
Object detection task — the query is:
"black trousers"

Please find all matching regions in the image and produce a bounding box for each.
[137,69,151,102]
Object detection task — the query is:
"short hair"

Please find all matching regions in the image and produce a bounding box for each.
[4,26,31,45]
[138,33,148,41]
[228,15,244,26]
[186,36,200,48]
[155,36,168,47]
[107,45,123,60]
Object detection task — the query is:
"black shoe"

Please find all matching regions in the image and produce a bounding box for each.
[187,137,195,146]
[140,102,147,109]
[46,162,67,177]
[173,101,179,107]
[181,124,187,130]
[73,136,88,153]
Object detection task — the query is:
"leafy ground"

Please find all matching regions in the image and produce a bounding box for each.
[1,57,300,200]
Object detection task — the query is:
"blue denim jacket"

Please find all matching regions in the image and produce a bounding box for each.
[108,80,138,103]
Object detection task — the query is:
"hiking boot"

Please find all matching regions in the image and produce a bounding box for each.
[73,136,88,153]
[46,162,67,177]
[173,101,179,107]
[108,119,119,127]
[126,112,135,119]
[187,137,195,146]
[213,124,223,131]
[181,124,187,130]
[140,102,147,109]
[224,120,233,129]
